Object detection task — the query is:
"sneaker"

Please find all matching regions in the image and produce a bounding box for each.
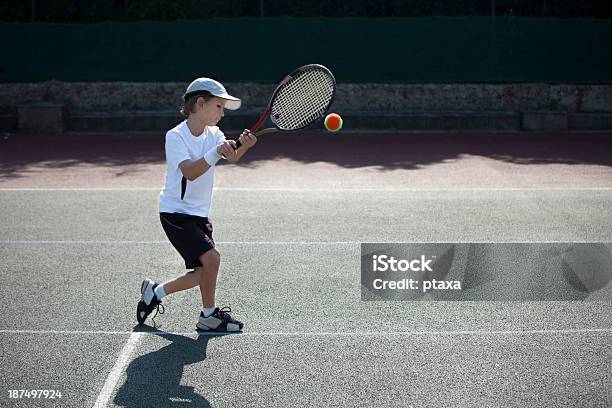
[136,279,164,324]
[196,307,243,332]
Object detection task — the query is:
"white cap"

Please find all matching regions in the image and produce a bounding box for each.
[184,77,241,110]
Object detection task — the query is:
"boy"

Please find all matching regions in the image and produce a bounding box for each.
[137,77,257,332]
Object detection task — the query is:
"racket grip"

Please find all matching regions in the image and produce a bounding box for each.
[232,127,256,150]
[232,128,274,151]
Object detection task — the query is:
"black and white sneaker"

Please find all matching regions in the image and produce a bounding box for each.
[136,279,164,324]
[196,307,243,332]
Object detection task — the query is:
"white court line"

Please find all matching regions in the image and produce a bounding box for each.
[0,328,610,336]
[0,187,160,191]
[216,187,612,192]
[0,240,168,244]
[0,329,138,335]
[92,332,142,408]
[0,240,357,245]
[1,187,612,192]
[1,240,609,245]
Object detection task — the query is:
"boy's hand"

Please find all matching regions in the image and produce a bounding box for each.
[217,141,237,161]
[238,129,257,149]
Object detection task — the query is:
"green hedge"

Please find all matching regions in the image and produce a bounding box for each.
[1,17,611,83]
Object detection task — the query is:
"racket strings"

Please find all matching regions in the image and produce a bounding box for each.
[277,69,334,126]
[271,67,335,130]
[273,84,331,129]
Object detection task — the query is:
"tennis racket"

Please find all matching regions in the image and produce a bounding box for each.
[233,64,336,149]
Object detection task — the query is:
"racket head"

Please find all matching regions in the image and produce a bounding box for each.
[267,64,336,132]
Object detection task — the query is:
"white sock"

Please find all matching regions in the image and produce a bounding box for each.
[202,306,217,317]
[154,284,167,300]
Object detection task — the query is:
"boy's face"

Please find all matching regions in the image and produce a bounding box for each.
[197,96,226,126]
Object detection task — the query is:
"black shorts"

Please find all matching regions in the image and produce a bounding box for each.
[160,212,215,269]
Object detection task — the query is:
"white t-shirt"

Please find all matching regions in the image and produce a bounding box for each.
[159,121,226,217]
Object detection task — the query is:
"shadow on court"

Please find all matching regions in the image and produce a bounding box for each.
[0,133,165,181]
[247,132,612,170]
[113,327,225,408]
[1,132,611,181]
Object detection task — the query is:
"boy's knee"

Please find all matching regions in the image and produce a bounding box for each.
[199,248,220,268]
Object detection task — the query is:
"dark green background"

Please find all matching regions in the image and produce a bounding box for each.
[1,17,611,83]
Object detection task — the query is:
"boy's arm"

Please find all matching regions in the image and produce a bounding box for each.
[179,141,237,181]
[226,129,257,163]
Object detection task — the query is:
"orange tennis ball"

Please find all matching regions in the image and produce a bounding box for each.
[324,113,343,132]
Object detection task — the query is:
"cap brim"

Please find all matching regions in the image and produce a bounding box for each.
[218,94,241,110]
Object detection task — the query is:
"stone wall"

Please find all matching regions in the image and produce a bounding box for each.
[1,82,611,114]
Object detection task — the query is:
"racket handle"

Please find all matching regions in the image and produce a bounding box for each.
[232,126,258,150]
[232,128,277,151]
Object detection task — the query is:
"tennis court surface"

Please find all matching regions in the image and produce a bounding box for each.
[1,131,611,407]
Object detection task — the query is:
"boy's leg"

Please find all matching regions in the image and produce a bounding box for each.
[153,248,219,300]
[195,248,243,332]
[161,269,201,295]
[198,249,220,308]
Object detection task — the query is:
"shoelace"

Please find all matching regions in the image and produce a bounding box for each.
[151,302,165,320]
[217,306,234,321]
